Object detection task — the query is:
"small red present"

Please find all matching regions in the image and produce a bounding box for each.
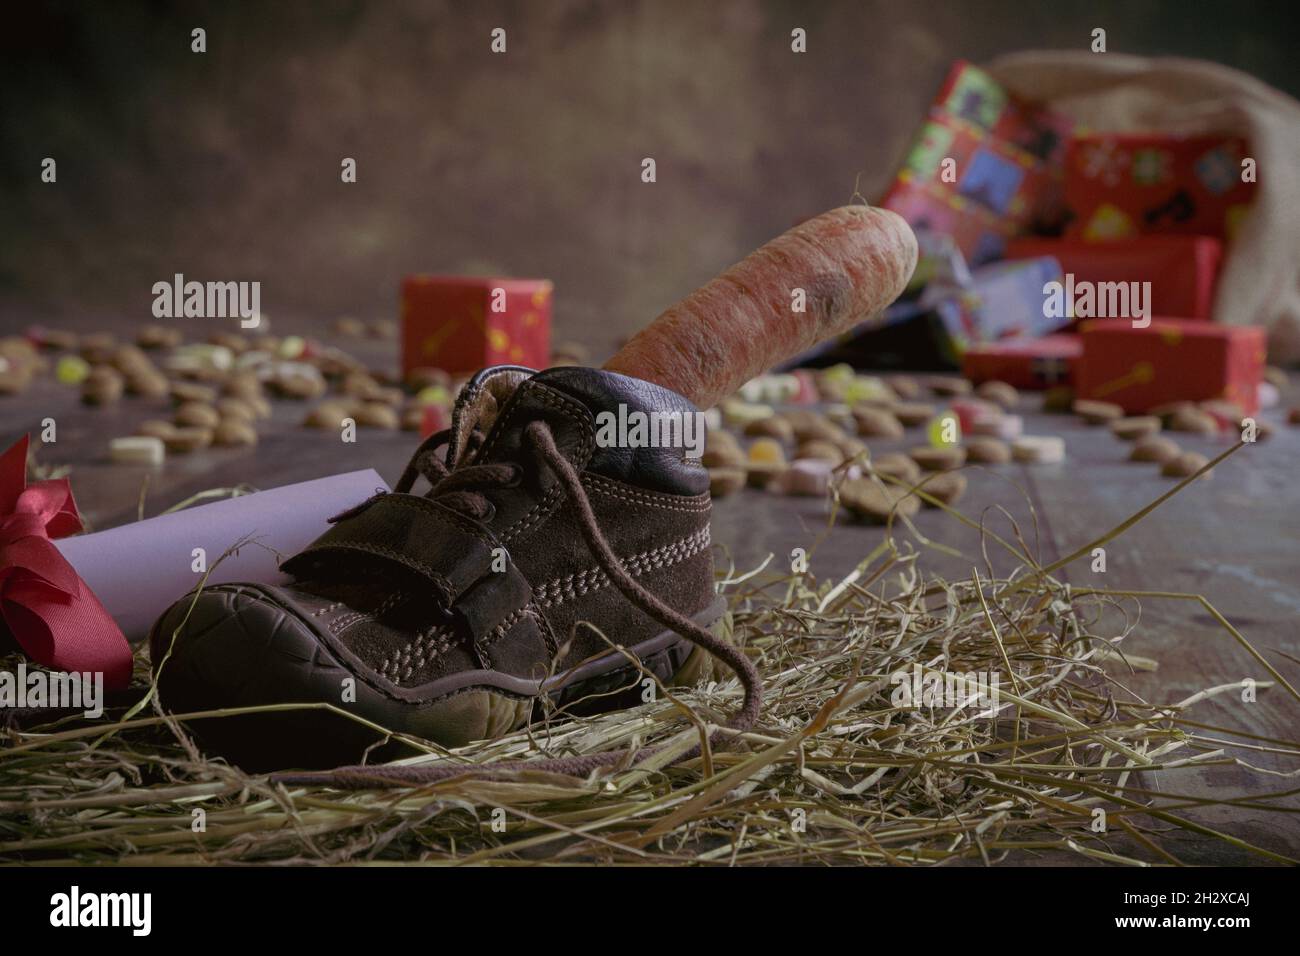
[961,333,1081,389]
[1005,235,1222,322]
[1064,133,1255,241]
[401,276,553,377]
[1076,318,1265,415]
[880,60,1073,264]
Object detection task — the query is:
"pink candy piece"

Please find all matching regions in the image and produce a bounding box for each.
[792,369,820,405]
[971,413,1022,440]
[950,398,1000,432]
[777,459,862,496]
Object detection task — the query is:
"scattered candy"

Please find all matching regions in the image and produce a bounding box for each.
[164,426,213,453]
[887,375,920,400]
[852,406,904,439]
[970,412,1022,440]
[840,477,920,523]
[303,401,354,430]
[109,436,165,466]
[56,355,91,385]
[213,420,258,447]
[965,437,1012,464]
[170,381,218,404]
[720,398,775,428]
[1129,435,1180,464]
[278,335,307,360]
[926,375,972,398]
[974,380,1019,410]
[910,445,966,471]
[708,466,746,497]
[354,402,400,429]
[949,398,1000,432]
[135,419,176,441]
[215,397,257,423]
[174,401,221,429]
[783,408,847,444]
[1012,435,1065,464]
[1072,399,1124,425]
[747,437,786,464]
[892,402,936,428]
[1109,416,1162,441]
[869,452,922,485]
[1168,406,1218,435]
[926,411,963,448]
[918,471,967,507]
[743,415,794,443]
[82,366,125,405]
[777,458,838,497]
[79,333,118,364]
[797,439,847,463]
[1161,451,1211,479]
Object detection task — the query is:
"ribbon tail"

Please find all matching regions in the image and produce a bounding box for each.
[3,584,133,690]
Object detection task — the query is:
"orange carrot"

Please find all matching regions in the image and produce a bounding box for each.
[605,205,917,409]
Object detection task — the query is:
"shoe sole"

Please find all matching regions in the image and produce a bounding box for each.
[152,592,730,771]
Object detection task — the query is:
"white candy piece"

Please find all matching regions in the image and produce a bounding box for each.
[1258,382,1279,409]
[1012,435,1065,464]
[109,435,165,466]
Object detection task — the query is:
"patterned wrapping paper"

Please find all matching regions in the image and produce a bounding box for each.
[401,276,552,376]
[922,255,1070,349]
[1064,133,1256,241]
[961,333,1082,389]
[1006,235,1223,322]
[1075,318,1266,414]
[881,60,1074,265]
[784,248,1070,371]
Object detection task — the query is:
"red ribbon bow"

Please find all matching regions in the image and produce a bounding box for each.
[0,436,131,688]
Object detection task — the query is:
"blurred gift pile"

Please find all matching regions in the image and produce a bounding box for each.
[792,59,1274,416]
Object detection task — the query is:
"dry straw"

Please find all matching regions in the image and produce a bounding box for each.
[2,442,1296,865]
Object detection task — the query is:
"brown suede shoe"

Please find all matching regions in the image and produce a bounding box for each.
[149,365,729,770]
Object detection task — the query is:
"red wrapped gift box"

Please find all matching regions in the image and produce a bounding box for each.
[881,60,1073,264]
[1076,318,1265,415]
[1005,235,1222,322]
[961,333,1081,389]
[1065,133,1255,241]
[401,276,553,376]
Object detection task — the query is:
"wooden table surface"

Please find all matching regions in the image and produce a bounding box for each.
[3,325,1297,865]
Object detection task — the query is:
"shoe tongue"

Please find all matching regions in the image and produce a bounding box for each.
[482,365,710,496]
[446,365,535,464]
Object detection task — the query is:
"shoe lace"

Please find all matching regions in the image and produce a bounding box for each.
[392,427,521,521]
[275,418,763,788]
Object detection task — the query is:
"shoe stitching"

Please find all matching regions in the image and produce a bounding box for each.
[533,527,711,609]
[582,473,711,513]
[330,590,407,635]
[500,484,562,543]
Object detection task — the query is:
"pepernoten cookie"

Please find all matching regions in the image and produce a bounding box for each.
[840,477,920,524]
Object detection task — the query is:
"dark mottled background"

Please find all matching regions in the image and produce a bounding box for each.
[2,0,1296,355]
